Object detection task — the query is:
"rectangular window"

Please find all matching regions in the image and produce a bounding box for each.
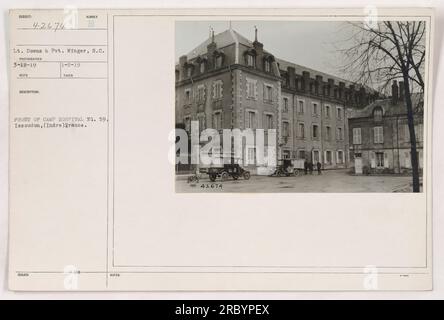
[197,85,205,102]
[265,60,271,72]
[215,55,223,68]
[337,150,344,164]
[374,109,383,121]
[313,150,320,163]
[325,150,332,164]
[312,103,318,116]
[185,89,191,104]
[265,114,273,130]
[246,111,256,129]
[298,100,304,114]
[283,98,289,113]
[312,124,319,139]
[376,152,384,167]
[299,123,305,138]
[264,84,273,102]
[283,150,291,159]
[246,79,257,99]
[353,127,362,144]
[298,150,306,160]
[325,126,331,141]
[325,105,331,118]
[247,55,255,67]
[374,126,384,143]
[337,127,343,140]
[213,80,223,100]
[213,112,222,130]
[336,107,342,119]
[283,121,290,137]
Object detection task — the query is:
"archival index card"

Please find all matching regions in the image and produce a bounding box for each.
[8,8,434,291]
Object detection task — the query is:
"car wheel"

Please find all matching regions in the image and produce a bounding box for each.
[209,174,216,182]
[221,171,229,181]
[243,172,251,180]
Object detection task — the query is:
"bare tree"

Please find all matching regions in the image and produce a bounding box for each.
[341,21,426,192]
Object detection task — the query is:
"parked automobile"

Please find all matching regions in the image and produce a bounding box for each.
[201,163,251,182]
[269,159,303,177]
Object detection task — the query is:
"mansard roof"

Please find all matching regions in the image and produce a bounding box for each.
[186,29,253,60]
[349,93,424,118]
[276,58,356,88]
[180,28,372,89]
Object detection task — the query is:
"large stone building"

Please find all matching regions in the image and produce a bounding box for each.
[175,27,378,173]
[348,81,424,174]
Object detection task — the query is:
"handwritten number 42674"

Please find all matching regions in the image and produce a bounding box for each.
[32,22,65,31]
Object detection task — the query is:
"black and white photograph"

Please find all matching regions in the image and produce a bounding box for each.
[175,20,428,193]
[4,6,436,294]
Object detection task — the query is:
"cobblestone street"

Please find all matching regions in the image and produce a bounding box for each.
[176,169,417,193]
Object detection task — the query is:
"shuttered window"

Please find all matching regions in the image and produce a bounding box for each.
[374,126,384,143]
[213,80,223,100]
[246,111,257,129]
[246,78,257,99]
[353,128,362,144]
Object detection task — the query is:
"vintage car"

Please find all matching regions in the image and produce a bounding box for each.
[269,159,304,177]
[201,163,251,182]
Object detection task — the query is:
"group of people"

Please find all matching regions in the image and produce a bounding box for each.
[303,160,322,175]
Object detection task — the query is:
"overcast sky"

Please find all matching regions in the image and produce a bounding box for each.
[175,21,354,80]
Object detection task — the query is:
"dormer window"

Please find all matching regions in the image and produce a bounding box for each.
[264,60,271,72]
[282,73,288,87]
[373,107,383,122]
[263,55,274,73]
[247,54,256,67]
[213,51,225,69]
[215,55,223,68]
[186,66,192,78]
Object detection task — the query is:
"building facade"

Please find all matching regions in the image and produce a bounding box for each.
[348,81,424,174]
[175,28,378,173]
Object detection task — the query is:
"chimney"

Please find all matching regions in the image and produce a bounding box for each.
[179,55,188,81]
[287,66,296,89]
[349,84,355,104]
[339,82,345,100]
[315,75,323,95]
[295,76,300,91]
[392,80,399,105]
[207,30,217,69]
[359,87,366,105]
[327,78,335,98]
[399,81,405,101]
[302,71,310,92]
[253,26,264,71]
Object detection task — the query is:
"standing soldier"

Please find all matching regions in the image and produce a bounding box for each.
[316,161,322,175]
